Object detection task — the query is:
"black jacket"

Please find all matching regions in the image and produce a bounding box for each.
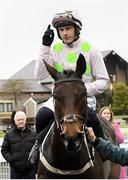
[1,126,36,171]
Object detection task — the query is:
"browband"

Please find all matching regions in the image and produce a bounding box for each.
[54,78,84,85]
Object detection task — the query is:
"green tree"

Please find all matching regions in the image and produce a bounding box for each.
[1,79,30,109]
[96,89,109,112]
[112,83,128,115]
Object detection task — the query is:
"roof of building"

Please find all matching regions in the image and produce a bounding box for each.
[9,60,53,83]
[0,80,7,93]
[33,97,51,104]
[0,79,51,93]
[23,96,50,106]
[102,50,112,58]
[102,50,128,63]
[10,60,35,80]
[23,80,52,92]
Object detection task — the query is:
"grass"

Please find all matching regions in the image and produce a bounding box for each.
[114,115,128,119]
[0,131,6,137]
[114,115,128,128]
[120,124,128,128]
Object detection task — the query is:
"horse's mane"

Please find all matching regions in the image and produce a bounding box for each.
[62,70,75,78]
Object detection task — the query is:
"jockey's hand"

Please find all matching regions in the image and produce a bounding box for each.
[87,127,100,148]
[87,127,96,142]
[42,24,54,46]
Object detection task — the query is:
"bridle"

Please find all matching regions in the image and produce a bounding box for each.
[40,78,94,173]
[40,78,94,174]
[53,78,88,133]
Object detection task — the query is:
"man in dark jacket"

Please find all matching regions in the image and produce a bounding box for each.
[87,127,128,166]
[1,111,37,179]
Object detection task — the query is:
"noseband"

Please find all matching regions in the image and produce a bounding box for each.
[53,78,88,132]
[60,114,85,123]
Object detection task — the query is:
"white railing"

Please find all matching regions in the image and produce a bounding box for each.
[0,138,10,179]
[0,135,128,179]
[0,162,10,179]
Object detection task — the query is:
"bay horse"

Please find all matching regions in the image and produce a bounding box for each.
[37,54,120,179]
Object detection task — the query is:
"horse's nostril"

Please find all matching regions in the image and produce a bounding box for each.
[60,133,65,139]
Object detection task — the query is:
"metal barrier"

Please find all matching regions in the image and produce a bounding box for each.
[0,138,10,179]
[0,162,10,179]
[0,158,127,179]
[0,137,128,179]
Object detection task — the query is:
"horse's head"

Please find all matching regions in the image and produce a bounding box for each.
[44,54,88,153]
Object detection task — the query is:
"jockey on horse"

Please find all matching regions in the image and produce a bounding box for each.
[29,10,109,164]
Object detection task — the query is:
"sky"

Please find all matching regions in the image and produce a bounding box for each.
[0,0,128,79]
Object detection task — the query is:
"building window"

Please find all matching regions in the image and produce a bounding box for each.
[0,103,13,112]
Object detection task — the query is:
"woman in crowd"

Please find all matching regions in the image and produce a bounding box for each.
[99,106,126,179]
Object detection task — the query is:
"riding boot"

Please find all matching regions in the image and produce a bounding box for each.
[87,108,108,141]
[28,140,40,165]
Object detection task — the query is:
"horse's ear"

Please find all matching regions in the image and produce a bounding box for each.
[75,54,86,78]
[43,60,60,81]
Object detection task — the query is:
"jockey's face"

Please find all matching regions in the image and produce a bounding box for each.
[101,108,111,121]
[58,25,75,44]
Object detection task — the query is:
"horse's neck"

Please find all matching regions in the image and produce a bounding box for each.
[42,124,90,168]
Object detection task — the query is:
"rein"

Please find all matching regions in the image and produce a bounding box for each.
[40,122,94,175]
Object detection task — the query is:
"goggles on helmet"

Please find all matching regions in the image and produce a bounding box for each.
[52,11,82,30]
